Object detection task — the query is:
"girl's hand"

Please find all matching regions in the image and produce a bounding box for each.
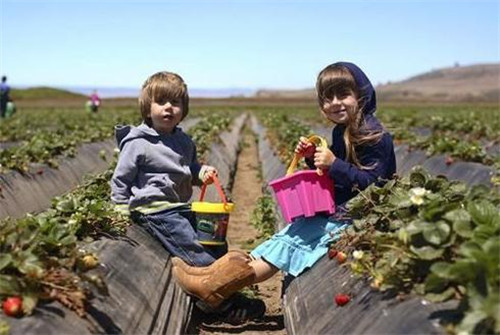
[314,147,336,170]
[202,166,218,184]
[294,136,316,158]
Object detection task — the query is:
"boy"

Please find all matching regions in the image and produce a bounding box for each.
[111,71,265,323]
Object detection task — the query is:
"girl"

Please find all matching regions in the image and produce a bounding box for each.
[172,62,396,310]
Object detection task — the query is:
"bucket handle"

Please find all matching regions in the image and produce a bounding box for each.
[286,135,328,176]
[199,173,228,206]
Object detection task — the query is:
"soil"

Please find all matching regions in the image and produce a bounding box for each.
[191,122,287,335]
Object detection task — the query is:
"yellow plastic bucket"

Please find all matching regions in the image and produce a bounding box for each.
[192,175,234,246]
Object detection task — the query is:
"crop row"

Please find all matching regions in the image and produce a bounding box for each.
[2,103,497,171]
[256,111,500,334]
[0,104,236,173]
[246,104,499,167]
[0,112,233,328]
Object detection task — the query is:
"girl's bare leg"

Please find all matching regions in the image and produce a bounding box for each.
[249,258,279,283]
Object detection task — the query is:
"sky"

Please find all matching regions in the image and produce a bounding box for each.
[0,0,499,95]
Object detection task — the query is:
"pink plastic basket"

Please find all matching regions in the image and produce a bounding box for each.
[269,135,335,223]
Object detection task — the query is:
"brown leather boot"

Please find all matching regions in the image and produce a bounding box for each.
[171,250,248,276]
[172,251,256,308]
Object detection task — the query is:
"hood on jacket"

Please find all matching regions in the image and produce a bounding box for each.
[115,123,178,150]
[333,61,377,115]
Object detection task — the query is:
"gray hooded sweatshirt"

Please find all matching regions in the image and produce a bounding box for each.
[111,123,204,214]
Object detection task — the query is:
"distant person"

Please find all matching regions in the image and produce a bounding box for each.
[172,62,397,312]
[0,76,11,118]
[87,89,101,113]
[5,97,16,118]
[110,71,265,323]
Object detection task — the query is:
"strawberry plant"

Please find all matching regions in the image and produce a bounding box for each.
[250,192,277,245]
[188,114,232,162]
[0,166,129,316]
[0,112,232,319]
[335,166,500,334]
[258,112,312,164]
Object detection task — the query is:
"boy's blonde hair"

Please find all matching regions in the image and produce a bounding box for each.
[139,71,190,123]
[316,64,382,170]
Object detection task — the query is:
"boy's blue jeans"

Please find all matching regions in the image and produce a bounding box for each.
[131,205,217,267]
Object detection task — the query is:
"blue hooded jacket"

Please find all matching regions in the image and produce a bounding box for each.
[316,62,396,206]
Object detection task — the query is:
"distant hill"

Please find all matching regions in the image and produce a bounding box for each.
[256,63,500,102]
[11,86,86,100]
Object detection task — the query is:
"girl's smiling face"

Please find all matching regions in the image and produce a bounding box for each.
[148,97,183,134]
[320,90,358,124]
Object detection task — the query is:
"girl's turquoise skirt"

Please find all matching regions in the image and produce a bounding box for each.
[250,215,349,277]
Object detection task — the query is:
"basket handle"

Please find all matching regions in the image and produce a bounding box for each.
[199,173,228,205]
[286,135,328,176]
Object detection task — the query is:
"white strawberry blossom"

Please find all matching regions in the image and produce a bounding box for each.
[410,187,430,205]
[353,250,364,260]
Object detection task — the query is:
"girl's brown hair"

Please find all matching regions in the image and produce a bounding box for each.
[316,64,383,170]
[139,72,189,123]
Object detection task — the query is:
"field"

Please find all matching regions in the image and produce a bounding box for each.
[0,96,499,334]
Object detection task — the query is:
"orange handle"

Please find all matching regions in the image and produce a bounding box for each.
[199,174,228,205]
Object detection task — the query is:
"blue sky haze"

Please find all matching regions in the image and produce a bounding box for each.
[1,0,499,96]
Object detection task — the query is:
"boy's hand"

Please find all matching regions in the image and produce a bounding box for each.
[202,166,218,184]
[295,136,316,158]
[314,147,336,170]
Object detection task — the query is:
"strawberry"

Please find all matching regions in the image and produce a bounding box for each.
[445,156,454,166]
[80,254,99,270]
[334,293,350,306]
[336,251,347,264]
[328,248,338,259]
[3,296,23,317]
[36,169,44,175]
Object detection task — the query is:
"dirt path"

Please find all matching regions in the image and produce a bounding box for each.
[196,123,287,335]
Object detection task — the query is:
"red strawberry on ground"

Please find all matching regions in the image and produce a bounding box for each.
[445,156,454,166]
[334,293,350,306]
[3,296,23,317]
[328,248,338,259]
[336,251,347,264]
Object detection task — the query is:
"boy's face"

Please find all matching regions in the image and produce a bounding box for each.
[148,97,184,134]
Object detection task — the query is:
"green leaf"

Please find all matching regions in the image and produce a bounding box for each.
[482,238,500,274]
[406,220,426,236]
[430,262,453,279]
[458,241,482,258]
[410,245,444,260]
[454,219,474,238]
[21,293,38,315]
[467,200,499,226]
[445,182,467,202]
[55,197,77,213]
[457,310,487,334]
[17,253,44,278]
[0,274,20,295]
[473,224,499,244]
[0,254,13,272]
[423,221,451,246]
[447,259,478,282]
[424,272,449,293]
[444,208,473,237]
[467,184,491,201]
[424,287,455,302]
[409,167,430,187]
[388,188,412,208]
